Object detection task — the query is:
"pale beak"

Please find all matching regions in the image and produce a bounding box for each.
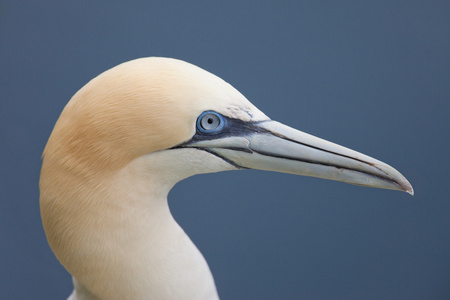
[181,119,413,195]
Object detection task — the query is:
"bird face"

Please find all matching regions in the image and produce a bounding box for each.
[41,57,412,195]
[125,57,412,194]
[173,109,412,194]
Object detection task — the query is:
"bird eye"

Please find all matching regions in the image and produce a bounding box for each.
[197,111,225,133]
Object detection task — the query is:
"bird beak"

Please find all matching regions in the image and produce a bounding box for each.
[183,120,414,195]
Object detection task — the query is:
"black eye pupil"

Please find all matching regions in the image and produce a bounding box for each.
[207,118,213,124]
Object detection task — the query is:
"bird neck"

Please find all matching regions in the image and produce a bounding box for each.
[44,155,219,300]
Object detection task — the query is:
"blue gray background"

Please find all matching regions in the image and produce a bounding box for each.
[1,1,449,299]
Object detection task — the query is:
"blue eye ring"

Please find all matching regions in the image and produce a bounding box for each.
[197,111,226,133]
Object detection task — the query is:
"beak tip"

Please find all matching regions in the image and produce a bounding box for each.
[399,179,414,196]
[405,185,414,196]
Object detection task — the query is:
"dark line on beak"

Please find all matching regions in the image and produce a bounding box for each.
[191,147,249,170]
[251,148,401,188]
[268,130,376,167]
[265,129,401,184]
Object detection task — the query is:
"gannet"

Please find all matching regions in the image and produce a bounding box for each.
[39,57,413,300]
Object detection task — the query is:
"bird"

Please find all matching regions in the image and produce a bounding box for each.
[39,57,413,300]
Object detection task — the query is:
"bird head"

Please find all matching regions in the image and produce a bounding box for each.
[41,57,413,198]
